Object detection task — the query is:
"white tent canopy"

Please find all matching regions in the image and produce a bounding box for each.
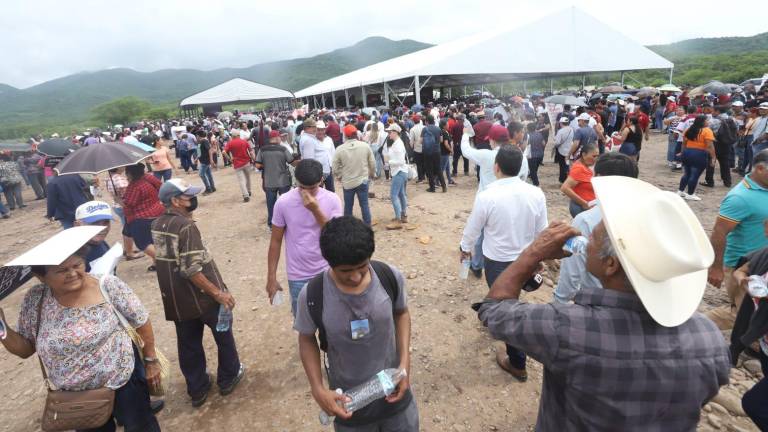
[180,78,294,108]
[295,7,673,103]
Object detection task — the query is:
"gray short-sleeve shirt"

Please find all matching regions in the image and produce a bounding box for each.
[294,264,407,391]
[255,144,294,189]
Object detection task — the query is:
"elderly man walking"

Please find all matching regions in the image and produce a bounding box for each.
[332,125,376,225]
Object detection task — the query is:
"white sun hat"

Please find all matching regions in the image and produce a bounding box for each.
[592,176,714,327]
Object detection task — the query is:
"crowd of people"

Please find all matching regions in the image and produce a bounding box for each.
[0,78,767,431]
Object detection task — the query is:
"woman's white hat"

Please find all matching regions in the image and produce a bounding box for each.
[592,177,714,327]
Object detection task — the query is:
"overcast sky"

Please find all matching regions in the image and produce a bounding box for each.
[3,0,766,89]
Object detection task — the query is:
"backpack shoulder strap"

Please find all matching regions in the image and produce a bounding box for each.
[306,272,328,351]
[370,260,399,310]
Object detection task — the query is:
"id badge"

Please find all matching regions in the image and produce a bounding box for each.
[350,319,370,340]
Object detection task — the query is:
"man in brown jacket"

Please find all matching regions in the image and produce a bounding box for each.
[152,178,244,407]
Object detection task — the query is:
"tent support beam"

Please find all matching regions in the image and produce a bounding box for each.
[332,91,337,109]
[669,67,674,85]
[500,83,504,97]
[549,79,553,93]
[523,80,527,94]
[344,89,350,108]
[388,84,404,105]
[361,85,367,108]
[582,74,586,90]
[620,72,625,87]
[414,75,421,106]
[383,83,390,108]
[421,75,433,89]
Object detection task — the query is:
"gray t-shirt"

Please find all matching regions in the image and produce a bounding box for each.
[255,144,294,189]
[294,264,407,391]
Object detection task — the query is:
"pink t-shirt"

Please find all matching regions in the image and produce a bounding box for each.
[271,188,343,280]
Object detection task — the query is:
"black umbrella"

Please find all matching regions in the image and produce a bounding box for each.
[38,138,79,157]
[56,141,152,175]
[0,266,33,301]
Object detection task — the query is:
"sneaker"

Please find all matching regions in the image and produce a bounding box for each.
[243,196,250,202]
[684,193,702,201]
[471,267,483,279]
[220,363,246,396]
[699,182,714,188]
[191,374,213,408]
[676,190,686,197]
[400,215,408,224]
[1,214,8,219]
[674,164,682,170]
[426,188,436,193]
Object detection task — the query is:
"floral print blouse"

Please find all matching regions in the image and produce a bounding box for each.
[17,275,149,391]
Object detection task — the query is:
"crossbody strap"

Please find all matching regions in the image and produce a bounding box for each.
[34,289,52,388]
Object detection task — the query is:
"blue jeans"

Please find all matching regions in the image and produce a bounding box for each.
[0,185,8,215]
[471,231,484,271]
[483,257,527,370]
[390,171,408,219]
[679,148,708,195]
[79,346,160,432]
[288,279,311,317]
[667,134,678,163]
[343,182,371,225]
[60,219,75,229]
[2,182,23,209]
[654,107,665,130]
[440,155,453,183]
[569,200,585,218]
[373,151,383,178]
[199,163,215,191]
[265,185,290,227]
[153,169,172,182]
[180,149,192,172]
[742,350,768,430]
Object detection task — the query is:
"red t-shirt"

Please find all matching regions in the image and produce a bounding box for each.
[224,138,252,169]
[569,161,596,203]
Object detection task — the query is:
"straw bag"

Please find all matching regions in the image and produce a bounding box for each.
[36,290,115,432]
[98,276,171,396]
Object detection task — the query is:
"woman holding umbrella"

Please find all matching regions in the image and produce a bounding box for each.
[122,163,164,271]
[0,227,162,431]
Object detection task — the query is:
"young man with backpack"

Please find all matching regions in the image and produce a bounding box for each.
[421,114,446,193]
[294,216,418,431]
[704,106,737,188]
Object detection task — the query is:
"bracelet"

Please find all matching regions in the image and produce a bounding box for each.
[144,356,159,363]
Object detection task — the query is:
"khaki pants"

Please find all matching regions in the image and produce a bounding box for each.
[705,267,744,330]
[235,166,252,198]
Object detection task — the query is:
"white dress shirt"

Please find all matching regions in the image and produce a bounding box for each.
[460,133,529,193]
[460,176,548,262]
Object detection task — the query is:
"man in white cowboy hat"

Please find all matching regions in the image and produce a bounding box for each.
[474,177,730,431]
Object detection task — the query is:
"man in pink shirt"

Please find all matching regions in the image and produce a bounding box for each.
[265,159,343,315]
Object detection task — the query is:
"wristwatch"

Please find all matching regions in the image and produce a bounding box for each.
[144,356,159,363]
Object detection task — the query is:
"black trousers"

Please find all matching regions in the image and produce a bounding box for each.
[452,144,469,175]
[174,305,241,397]
[413,152,425,181]
[528,157,543,186]
[554,153,569,183]
[704,152,732,187]
[424,152,446,190]
[484,257,527,370]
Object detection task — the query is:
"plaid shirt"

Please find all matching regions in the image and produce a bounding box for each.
[0,161,23,185]
[476,287,730,431]
[121,174,164,223]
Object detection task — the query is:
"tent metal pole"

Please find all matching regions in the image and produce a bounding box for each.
[669,67,674,85]
[362,85,367,108]
[414,75,421,106]
[463,86,467,96]
[500,83,504,97]
[620,72,625,87]
[523,80,527,94]
[345,89,350,108]
[332,91,337,109]
[383,83,390,108]
[549,79,553,93]
[313,95,318,109]
[448,87,451,99]
[582,74,586,90]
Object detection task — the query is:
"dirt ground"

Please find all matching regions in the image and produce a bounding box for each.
[0,133,760,431]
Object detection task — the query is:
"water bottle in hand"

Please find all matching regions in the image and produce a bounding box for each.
[318,389,343,426]
[459,259,470,280]
[216,304,232,332]
[563,236,588,255]
[344,368,407,412]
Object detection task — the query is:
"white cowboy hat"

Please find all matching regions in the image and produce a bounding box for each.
[592,177,714,327]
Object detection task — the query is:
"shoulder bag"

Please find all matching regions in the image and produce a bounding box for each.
[36,288,115,431]
[98,275,170,396]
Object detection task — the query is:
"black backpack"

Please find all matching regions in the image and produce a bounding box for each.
[307,261,398,352]
[716,117,738,145]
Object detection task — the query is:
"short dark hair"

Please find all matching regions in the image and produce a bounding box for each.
[594,152,639,178]
[294,159,324,186]
[426,114,435,125]
[494,144,523,177]
[125,163,145,181]
[526,122,536,133]
[754,149,768,167]
[320,216,375,268]
[507,121,524,138]
[581,141,599,156]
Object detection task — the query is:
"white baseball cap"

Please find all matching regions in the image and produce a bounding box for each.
[732,101,744,107]
[316,121,327,129]
[668,96,676,102]
[559,117,570,123]
[158,178,204,205]
[75,201,114,224]
[577,113,591,121]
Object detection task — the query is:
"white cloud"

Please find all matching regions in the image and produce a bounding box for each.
[1,0,765,88]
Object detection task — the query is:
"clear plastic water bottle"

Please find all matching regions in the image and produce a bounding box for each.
[272,290,284,306]
[563,236,588,255]
[316,368,407,425]
[459,259,470,279]
[216,304,232,332]
[747,275,768,298]
[344,368,406,412]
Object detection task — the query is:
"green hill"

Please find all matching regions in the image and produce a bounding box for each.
[648,33,768,59]
[0,37,431,138]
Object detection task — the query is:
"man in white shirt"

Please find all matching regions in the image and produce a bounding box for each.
[408,115,426,182]
[460,144,547,381]
[460,123,530,278]
[553,117,574,183]
[299,119,333,192]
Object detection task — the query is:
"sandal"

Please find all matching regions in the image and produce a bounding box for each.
[147,265,156,272]
[123,253,145,261]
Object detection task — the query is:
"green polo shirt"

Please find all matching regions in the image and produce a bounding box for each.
[718,175,768,267]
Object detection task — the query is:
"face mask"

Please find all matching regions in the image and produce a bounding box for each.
[186,196,198,212]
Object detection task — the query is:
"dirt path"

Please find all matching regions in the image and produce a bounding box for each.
[0,133,759,431]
